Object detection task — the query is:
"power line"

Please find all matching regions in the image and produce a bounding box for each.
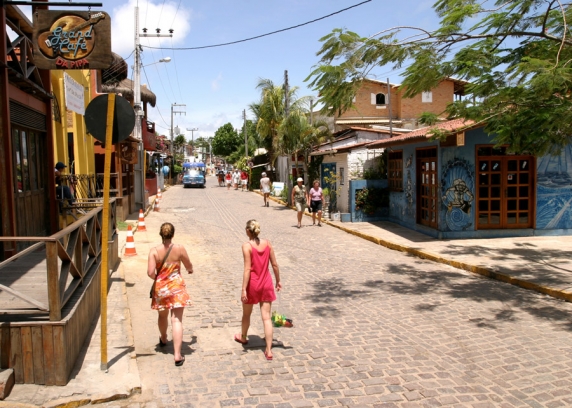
[141,0,372,51]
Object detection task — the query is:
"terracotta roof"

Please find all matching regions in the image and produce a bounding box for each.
[366,119,477,148]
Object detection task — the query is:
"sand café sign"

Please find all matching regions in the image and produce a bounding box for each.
[33,10,112,70]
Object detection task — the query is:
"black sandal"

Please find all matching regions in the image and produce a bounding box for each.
[175,356,185,366]
[159,337,167,347]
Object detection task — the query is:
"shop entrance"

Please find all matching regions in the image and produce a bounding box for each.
[416,147,438,229]
[12,125,49,244]
[476,146,535,229]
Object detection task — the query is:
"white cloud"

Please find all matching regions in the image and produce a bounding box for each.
[111,0,192,57]
[211,73,223,91]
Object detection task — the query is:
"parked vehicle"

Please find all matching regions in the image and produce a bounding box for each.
[182,168,206,188]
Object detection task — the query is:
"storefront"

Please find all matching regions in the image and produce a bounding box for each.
[368,119,570,238]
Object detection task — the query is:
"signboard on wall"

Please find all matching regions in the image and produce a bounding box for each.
[33,10,112,70]
[64,73,85,115]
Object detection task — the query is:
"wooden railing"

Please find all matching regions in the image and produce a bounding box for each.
[0,200,116,321]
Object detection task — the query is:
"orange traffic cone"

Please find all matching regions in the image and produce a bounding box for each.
[124,225,137,256]
[157,188,162,201]
[154,197,160,212]
[137,209,147,232]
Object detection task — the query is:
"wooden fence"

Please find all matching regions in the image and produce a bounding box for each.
[0,200,117,384]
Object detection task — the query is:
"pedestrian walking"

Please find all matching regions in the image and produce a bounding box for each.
[233,169,240,190]
[309,179,324,226]
[225,171,232,190]
[234,220,282,360]
[147,223,194,366]
[260,172,271,207]
[240,169,249,191]
[291,178,309,229]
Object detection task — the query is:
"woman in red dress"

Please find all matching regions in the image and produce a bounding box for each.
[234,220,282,360]
[147,223,193,366]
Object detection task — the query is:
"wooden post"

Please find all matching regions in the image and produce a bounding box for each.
[46,241,61,321]
[100,93,115,371]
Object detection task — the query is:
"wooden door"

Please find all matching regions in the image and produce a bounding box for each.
[416,148,438,228]
[477,151,534,229]
[12,127,48,244]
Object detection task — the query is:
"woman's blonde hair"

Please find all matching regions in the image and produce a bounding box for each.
[246,219,261,237]
[159,222,175,240]
[313,179,320,186]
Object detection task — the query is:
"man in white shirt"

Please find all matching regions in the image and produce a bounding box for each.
[260,172,271,207]
[232,169,240,190]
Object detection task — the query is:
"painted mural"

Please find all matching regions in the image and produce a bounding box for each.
[440,158,475,231]
[537,148,572,229]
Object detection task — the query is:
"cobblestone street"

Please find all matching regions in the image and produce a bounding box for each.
[112,183,572,408]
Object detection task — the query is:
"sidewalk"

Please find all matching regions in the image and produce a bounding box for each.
[263,191,572,303]
[1,222,146,408]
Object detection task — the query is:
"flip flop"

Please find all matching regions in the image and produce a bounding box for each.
[175,356,185,366]
[264,350,273,361]
[159,337,167,347]
[234,334,248,344]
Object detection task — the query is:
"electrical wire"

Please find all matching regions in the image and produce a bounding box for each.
[141,0,372,51]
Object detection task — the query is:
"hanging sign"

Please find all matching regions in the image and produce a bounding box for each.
[64,73,85,115]
[33,10,112,70]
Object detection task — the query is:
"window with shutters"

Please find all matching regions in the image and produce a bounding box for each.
[388,151,403,191]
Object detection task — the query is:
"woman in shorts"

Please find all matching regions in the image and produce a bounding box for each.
[260,172,271,207]
[225,171,232,190]
[291,178,308,229]
[309,180,324,226]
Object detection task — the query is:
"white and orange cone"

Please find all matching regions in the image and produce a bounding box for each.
[157,188,162,201]
[124,225,137,256]
[153,197,160,212]
[137,209,147,232]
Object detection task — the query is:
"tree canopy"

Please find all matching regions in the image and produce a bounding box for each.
[212,123,241,157]
[306,0,572,155]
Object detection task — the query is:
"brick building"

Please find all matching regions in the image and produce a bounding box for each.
[333,78,466,131]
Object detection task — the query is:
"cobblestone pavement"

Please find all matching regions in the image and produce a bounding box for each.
[107,182,572,408]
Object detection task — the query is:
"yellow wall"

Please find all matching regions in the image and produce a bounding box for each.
[51,70,96,178]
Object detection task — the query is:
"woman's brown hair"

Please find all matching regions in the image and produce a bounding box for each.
[159,222,175,240]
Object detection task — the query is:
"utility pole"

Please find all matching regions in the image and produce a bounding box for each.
[243,109,248,158]
[187,127,198,159]
[133,6,172,209]
[387,78,393,138]
[310,97,314,126]
[170,103,186,155]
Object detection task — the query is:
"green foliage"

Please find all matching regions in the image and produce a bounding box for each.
[308,156,323,186]
[418,112,440,126]
[306,2,572,155]
[280,184,289,202]
[173,164,182,174]
[212,123,241,157]
[355,187,389,215]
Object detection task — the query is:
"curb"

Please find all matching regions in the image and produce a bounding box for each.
[254,190,572,303]
[0,387,141,408]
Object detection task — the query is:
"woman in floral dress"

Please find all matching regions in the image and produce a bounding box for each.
[147,223,193,366]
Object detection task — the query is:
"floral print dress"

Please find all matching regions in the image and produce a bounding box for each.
[151,261,192,311]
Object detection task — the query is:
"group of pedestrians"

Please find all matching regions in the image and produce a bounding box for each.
[224,169,249,191]
[291,178,324,228]
[147,220,281,365]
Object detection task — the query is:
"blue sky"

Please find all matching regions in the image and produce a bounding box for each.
[108,0,444,140]
[33,0,439,140]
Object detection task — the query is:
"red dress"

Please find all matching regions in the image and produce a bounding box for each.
[245,242,276,304]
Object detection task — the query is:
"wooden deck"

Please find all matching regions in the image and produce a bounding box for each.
[0,201,118,385]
